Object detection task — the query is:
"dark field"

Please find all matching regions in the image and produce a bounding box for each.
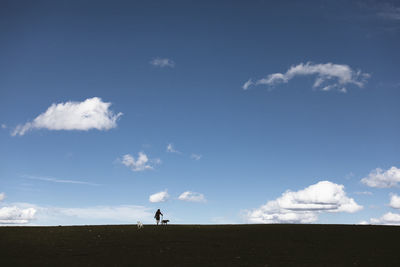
[1,224,400,266]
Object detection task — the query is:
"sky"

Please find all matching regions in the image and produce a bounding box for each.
[1,0,399,226]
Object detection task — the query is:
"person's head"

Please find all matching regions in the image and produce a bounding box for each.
[157,209,160,212]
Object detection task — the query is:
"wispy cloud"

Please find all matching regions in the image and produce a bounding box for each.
[22,175,100,186]
[120,152,160,172]
[190,153,202,161]
[242,79,254,90]
[377,3,400,21]
[245,181,362,224]
[166,143,181,154]
[244,62,370,93]
[1,124,6,129]
[361,166,400,188]
[354,191,373,195]
[150,58,175,68]
[6,203,154,225]
[149,190,169,203]
[12,97,122,136]
[178,191,206,203]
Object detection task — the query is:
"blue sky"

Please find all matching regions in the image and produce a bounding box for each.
[1,0,399,225]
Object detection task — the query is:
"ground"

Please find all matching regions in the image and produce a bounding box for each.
[1,224,399,266]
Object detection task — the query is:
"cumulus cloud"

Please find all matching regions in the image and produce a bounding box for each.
[246,181,362,224]
[12,97,122,136]
[361,166,400,188]
[370,212,400,225]
[244,62,370,93]
[166,143,181,154]
[121,152,160,172]
[190,153,202,161]
[0,194,37,224]
[178,191,206,203]
[149,190,169,203]
[150,58,175,68]
[390,194,400,209]
[0,206,37,224]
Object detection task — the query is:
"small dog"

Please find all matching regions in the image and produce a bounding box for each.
[161,219,169,225]
[137,221,144,229]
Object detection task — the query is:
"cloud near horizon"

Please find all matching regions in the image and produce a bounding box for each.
[12,97,122,136]
[243,62,370,93]
[246,181,362,224]
[361,166,400,188]
[361,193,400,225]
[369,212,400,225]
[3,203,154,225]
[0,193,37,224]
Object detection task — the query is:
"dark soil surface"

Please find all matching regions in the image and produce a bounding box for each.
[1,224,399,266]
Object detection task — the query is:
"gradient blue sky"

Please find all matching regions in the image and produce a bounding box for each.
[1,0,399,225]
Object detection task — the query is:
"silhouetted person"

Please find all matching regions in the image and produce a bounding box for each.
[154,209,163,225]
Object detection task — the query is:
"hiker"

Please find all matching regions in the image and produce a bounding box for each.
[154,209,163,225]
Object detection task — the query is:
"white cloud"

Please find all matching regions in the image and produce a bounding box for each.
[390,194,400,209]
[0,194,37,224]
[190,153,202,160]
[0,200,156,225]
[150,58,175,68]
[149,190,169,203]
[55,205,153,222]
[370,212,400,225]
[1,124,6,129]
[361,166,400,188]
[22,175,100,186]
[246,181,362,224]
[9,203,154,225]
[378,5,400,20]
[12,97,122,136]
[244,62,370,93]
[166,143,181,154]
[178,191,206,203]
[0,206,37,224]
[242,79,254,90]
[121,152,159,172]
[354,191,373,195]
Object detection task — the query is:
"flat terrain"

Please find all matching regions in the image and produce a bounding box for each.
[1,224,399,266]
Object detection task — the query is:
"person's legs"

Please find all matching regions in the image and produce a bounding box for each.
[156,219,159,225]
